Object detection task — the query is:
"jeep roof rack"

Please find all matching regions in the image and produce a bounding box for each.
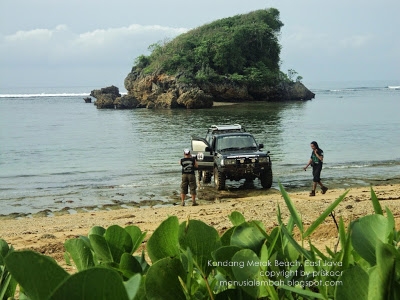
[208,124,245,133]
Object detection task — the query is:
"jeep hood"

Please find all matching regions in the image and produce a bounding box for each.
[222,150,267,158]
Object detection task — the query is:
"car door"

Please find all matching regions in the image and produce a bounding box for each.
[191,137,214,171]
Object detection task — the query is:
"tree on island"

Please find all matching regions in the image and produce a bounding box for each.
[131,8,300,87]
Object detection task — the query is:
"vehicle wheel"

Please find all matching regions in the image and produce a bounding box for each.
[260,167,273,189]
[214,167,225,190]
[202,171,212,184]
[198,170,203,182]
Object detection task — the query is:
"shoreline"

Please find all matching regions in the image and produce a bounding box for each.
[1,175,399,220]
[1,182,399,270]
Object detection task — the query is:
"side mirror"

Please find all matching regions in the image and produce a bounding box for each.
[205,146,211,152]
[258,143,264,149]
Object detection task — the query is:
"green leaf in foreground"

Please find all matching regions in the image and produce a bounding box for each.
[0,238,11,264]
[338,217,353,268]
[368,241,400,300]
[88,225,106,236]
[280,225,312,261]
[119,253,144,277]
[303,189,349,238]
[104,225,133,263]
[124,225,147,254]
[351,214,390,266]
[212,245,241,278]
[279,182,303,233]
[64,238,94,271]
[281,285,326,299]
[88,234,113,263]
[229,211,246,226]
[231,249,262,298]
[230,221,266,254]
[5,251,69,300]
[179,219,222,276]
[49,267,129,300]
[0,239,17,299]
[335,265,368,300]
[124,274,142,300]
[145,257,186,300]
[370,186,383,215]
[147,216,180,263]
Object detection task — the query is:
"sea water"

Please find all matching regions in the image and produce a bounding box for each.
[0,80,399,215]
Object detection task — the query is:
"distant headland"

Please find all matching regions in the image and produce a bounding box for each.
[91,9,315,109]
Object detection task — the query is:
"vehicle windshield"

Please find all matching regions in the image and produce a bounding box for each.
[216,135,257,152]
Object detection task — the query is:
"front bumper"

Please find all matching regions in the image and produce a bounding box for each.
[219,161,271,179]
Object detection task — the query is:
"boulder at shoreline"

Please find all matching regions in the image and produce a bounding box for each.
[92,77,315,109]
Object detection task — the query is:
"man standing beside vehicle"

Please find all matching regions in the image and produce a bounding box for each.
[303,141,328,196]
[180,149,199,206]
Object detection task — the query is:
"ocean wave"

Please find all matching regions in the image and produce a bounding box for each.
[331,85,399,92]
[0,174,39,179]
[311,86,392,95]
[0,91,128,98]
[325,159,400,170]
[280,159,400,170]
[333,86,385,92]
[327,164,370,169]
[0,93,91,98]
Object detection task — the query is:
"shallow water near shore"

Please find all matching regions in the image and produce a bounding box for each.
[0,80,399,216]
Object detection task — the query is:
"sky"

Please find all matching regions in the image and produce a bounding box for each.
[1,0,399,90]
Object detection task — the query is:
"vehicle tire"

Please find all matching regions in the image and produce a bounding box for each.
[214,167,226,190]
[198,170,203,182]
[202,171,212,184]
[260,166,273,189]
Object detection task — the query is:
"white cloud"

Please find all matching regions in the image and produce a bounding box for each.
[73,24,188,52]
[1,24,189,67]
[1,0,399,87]
[339,35,374,49]
[0,23,191,87]
[5,25,68,42]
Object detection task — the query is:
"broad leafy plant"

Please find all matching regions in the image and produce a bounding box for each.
[2,185,399,299]
[0,239,16,300]
[63,224,148,278]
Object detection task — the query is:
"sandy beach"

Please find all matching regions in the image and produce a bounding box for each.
[1,182,400,270]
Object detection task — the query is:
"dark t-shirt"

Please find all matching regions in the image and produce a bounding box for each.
[181,157,196,174]
[310,149,324,165]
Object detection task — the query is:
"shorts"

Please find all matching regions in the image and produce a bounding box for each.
[181,173,197,195]
[312,163,323,182]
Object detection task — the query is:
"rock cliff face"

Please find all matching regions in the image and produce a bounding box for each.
[92,73,315,109]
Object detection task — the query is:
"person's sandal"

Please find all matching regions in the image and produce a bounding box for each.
[309,190,316,196]
[321,186,328,194]
[181,202,185,206]
[192,202,199,206]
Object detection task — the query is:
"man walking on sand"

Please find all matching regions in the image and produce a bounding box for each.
[304,141,328,196]
[180,149,199,206]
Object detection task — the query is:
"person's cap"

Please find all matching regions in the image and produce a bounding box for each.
[184,149,190,154]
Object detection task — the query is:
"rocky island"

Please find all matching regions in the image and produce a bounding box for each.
[91,9,315,109]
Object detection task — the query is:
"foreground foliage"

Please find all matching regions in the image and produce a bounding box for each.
[1,185,400,299]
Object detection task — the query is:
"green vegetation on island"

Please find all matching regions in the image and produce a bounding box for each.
[91,9,313,109]
[132,9,298,86]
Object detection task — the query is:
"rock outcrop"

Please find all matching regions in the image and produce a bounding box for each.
[92,74,315,109]
[91,85,138,109]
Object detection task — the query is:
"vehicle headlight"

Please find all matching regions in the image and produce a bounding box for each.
[258,157,269,163]
[222,158,236,166]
